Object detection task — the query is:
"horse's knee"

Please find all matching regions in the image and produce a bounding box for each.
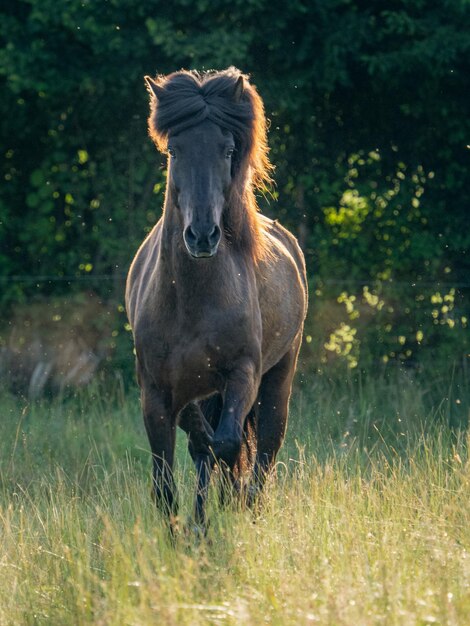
[212,435,242,468]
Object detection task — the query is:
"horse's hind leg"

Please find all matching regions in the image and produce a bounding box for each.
[141,383,178,519]
[248,339,301,506]
[217,461,241,507]
[219,407,257,505]
[179,403,216,528]
[179,402,214,461]
[183,398,238,507]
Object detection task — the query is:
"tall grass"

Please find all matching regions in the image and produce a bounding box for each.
[0,368,469,625]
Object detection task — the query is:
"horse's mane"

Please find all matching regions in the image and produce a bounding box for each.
[145,67,273,262]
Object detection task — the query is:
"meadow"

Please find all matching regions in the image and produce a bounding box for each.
[0,366,469,625]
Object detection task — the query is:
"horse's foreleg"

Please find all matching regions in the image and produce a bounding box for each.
[141,384,177,518]
[194,452,213,529]
[212,359,259,470]
[248,342,300,506]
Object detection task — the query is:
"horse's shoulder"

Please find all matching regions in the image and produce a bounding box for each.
[126,220,163,325]
[128,221,162,276]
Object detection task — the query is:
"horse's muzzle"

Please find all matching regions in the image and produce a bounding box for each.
[183,224,221,258]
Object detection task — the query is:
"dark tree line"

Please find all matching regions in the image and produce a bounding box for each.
[1,0,469,368]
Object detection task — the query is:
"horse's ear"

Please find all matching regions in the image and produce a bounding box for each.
[233,75,244,103]
[145,76,165,100]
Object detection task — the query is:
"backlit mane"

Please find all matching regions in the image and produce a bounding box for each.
[145,67,273,261]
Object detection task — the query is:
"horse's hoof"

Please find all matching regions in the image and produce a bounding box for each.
[184,520,208,543]
[245,484,264,511]
[168,514,181,539]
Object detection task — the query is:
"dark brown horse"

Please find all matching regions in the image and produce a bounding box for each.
[126,68,307,528]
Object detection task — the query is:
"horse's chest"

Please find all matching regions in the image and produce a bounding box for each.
[171,323,252,407]
[138,307,260,401]
[167,335,223,396]
[168,314,253,373]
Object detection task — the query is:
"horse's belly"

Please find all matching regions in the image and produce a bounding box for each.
[261,326,301,374]
[259,287,305,373]
[257,236,307,373]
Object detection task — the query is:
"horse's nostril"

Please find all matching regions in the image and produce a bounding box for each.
[184,225,198,245]
[208,225,221,246]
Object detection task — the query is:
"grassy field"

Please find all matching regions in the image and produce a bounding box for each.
[0,366,469,625]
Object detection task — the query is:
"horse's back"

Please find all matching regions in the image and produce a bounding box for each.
[257,216,307,373]
[260,215,307,294]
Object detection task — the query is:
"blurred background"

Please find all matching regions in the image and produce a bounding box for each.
[0,0,469,398]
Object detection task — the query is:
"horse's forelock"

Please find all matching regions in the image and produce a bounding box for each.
[148,69,257,153]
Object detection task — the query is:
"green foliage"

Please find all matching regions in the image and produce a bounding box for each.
[302,150,469,370]
[0,0,469,369]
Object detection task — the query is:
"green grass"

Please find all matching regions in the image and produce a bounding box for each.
[0,368,469,625]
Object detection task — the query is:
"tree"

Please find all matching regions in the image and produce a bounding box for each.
[1,0,468,367]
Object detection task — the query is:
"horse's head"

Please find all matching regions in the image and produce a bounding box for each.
[145,68,272,260]
[165,120,235,258]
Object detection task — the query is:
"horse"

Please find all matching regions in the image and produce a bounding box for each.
[126,67,307,529]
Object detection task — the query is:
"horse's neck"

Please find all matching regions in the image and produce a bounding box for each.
[159,209,230,306]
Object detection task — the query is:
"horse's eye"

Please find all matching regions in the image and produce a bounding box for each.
[168,148,176,159]
[225,148,234,159]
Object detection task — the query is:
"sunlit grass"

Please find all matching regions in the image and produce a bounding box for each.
[0,369,469,625]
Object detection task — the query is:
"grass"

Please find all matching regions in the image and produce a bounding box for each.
[0,366,469,625]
